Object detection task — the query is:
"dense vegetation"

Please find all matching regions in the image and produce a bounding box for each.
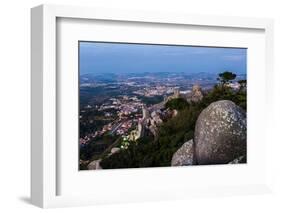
[165,97,190,110]
[98,72,247,169]
[139,95,164,106]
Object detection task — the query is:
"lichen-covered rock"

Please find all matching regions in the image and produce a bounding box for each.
[88,159,102,170]
[194,100,246,165]
[228,155,246,164]
[171,139,195,166]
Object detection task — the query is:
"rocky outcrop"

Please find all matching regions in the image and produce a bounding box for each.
[191,84,203,102]
[111,147,120,154]
[172,109,178,117]
[87,159,102,170]
[194,100,246,165]
[171,139,195,166]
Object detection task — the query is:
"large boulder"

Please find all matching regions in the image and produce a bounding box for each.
[171,139,195,166]
[194,100,246,164]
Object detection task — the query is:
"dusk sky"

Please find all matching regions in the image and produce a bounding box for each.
[79,42,247,75]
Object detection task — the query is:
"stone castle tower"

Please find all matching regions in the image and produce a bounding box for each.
[173,88,180,98]
[191,84,203,102]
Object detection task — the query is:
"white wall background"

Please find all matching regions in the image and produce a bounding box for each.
[0,0,280,212]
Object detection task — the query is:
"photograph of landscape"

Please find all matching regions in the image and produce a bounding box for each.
[79,41,247,170]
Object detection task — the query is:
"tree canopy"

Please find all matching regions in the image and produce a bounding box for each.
[217,71,237,85]
[165,97,189,110]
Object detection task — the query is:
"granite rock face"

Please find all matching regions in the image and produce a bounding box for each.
[194,100,246,165]
[171,139,195,166]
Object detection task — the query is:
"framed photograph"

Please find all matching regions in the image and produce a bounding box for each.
[31,4,274,208]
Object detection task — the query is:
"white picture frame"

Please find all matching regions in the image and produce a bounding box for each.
[31,4,274,208]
